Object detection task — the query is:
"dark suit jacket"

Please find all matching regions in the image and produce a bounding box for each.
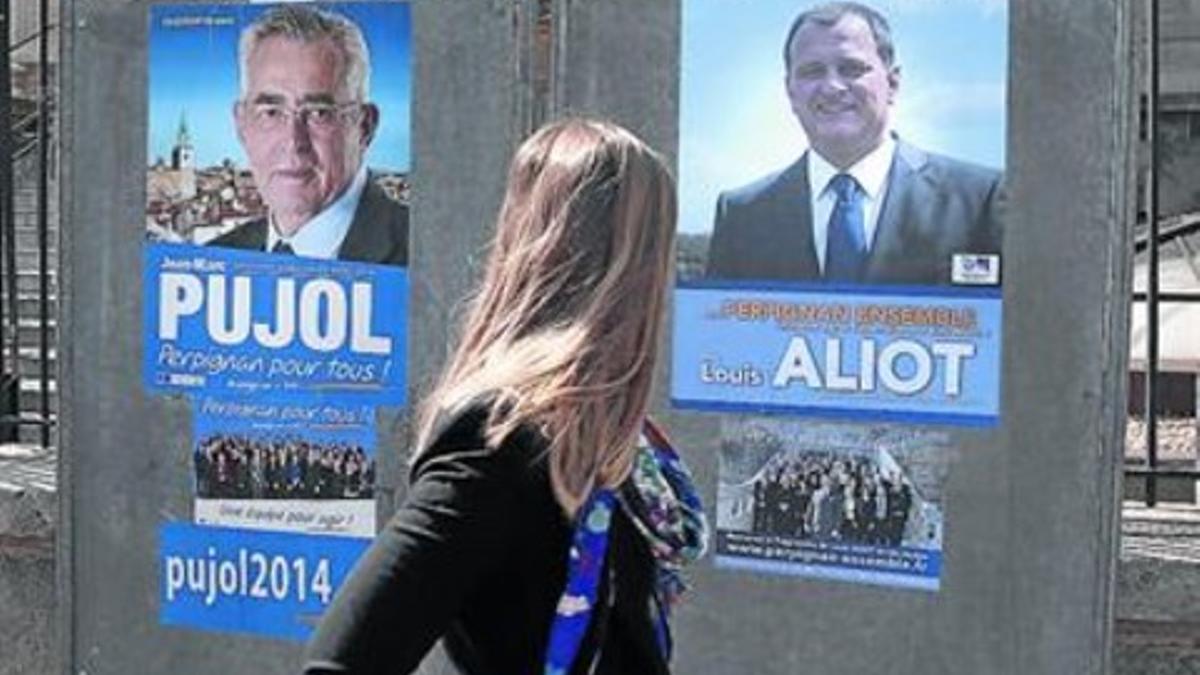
[209,176,409,266]
[704,139,1002,286]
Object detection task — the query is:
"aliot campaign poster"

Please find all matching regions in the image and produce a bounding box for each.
[715,418,952,590]
[673,0,1007,426]
[143,1,411,641]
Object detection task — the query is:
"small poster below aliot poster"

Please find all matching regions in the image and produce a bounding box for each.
[714,417,953,591]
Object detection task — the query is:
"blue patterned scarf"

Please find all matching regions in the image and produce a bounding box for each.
[543,419,708,674]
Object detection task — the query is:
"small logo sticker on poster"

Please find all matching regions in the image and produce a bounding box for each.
[952,254,1000,285]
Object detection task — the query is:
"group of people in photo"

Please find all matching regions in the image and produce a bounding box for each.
[194,433,375,501]
[750,450,913,546]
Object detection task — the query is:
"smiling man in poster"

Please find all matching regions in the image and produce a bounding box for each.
[146,2,411,643]
[703,1,1002,287]
[673,0,1005,424]
[209,5,409,265]
[143,3,410,404]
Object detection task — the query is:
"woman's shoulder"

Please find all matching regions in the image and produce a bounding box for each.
[423,399,492,449]
[414,396,549,477]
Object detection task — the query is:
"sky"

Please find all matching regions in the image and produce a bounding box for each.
[147,2,411,172]
[679,0,1008,234]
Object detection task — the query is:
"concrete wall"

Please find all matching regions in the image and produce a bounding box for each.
[59,1,527,673]
[551,1,1132,673]
[58,1,1134,674]
[0,451,56,675]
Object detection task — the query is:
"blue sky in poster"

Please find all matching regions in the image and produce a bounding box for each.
[680,0,1007,234]
[147,2,411,172]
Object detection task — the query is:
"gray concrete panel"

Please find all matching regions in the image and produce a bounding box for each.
[0,448,56,675]
[60,0,1131,673]
[1006,0,1133,673]
[59,1,525,673]
[554,1,1130,674]
[551,0,679,155]
[0,552,55,675]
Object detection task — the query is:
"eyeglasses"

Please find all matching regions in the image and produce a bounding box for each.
[241,101,363,132]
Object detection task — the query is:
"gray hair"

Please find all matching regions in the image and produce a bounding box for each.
[238,5,372,101]
[783,2,895,71]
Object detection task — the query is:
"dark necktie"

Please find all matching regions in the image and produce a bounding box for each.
[824,173,867,282]
[271,240,295,255]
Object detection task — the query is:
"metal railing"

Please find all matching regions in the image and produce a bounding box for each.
[0,0,58,448]
[1128,236,1200,508]
[1127,0,1200,507]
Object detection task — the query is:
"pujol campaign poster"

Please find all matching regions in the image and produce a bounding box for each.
[143,1,411,641]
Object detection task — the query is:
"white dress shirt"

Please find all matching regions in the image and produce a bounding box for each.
[266,165,370,259]
[807,135,897,274]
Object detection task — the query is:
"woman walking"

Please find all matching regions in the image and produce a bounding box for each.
[303,118,707,674]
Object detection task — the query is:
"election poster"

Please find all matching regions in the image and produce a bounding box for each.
[143,1,411,405]
[192,395,377,538]
[160,522,370,641]
[673,0,1007,424]
[145,1,411,641]
[714,418,951,590]
[145,243,406,403]
[673,286,1000,425]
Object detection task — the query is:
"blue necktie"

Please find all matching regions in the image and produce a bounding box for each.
[825,173,867,282]
[271,240,295,255]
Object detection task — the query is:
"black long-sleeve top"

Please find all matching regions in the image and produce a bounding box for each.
[301,405,669,674]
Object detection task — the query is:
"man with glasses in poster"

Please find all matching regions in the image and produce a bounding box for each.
[704,1,1001,287]
[210,5,408,265]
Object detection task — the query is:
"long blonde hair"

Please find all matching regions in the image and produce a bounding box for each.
[417,118,677,516]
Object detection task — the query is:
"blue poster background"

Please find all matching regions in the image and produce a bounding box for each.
[144,242,407,405]
[672,281,1001,426]
[159,522,370,641]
